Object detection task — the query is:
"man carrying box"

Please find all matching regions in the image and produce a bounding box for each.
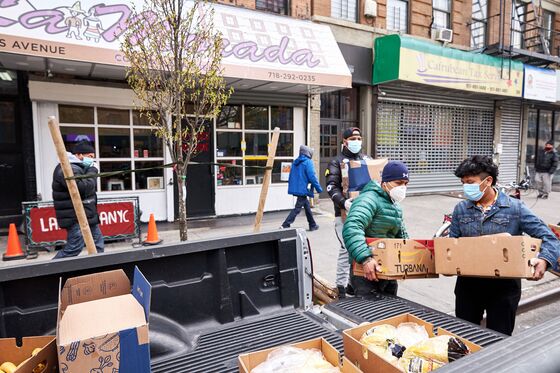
[342,161,410,296]
[325,127,371,298]
[450,155,560,335]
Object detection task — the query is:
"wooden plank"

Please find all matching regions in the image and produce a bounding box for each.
[48,116,97,255]
[253,128,280,232]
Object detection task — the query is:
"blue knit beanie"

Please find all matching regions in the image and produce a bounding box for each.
[382,161,409,183]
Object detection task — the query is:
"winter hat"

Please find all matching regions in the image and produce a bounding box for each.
[546,140,554,147]
[382,161,409,183]
[342,127,361,140]
[73,140,95,154]
[299,145,314,158]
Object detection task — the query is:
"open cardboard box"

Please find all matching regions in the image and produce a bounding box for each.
[0,336,57,373]
[342,356,363,373]
[238,338,340,373]
[343,313,480,373]
[352,239,437,280]
[56,267,151,373]
[434,236,541,278]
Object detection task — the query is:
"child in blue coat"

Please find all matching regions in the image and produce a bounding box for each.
[281,145,323,231]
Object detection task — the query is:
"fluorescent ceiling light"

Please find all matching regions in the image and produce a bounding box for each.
[0,71,13,81]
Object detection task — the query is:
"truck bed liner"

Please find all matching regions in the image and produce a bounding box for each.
[326,296,505,346]
[152,310,342,373]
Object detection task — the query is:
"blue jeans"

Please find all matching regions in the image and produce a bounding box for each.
[53,223,104,259]
[282,196,317,228]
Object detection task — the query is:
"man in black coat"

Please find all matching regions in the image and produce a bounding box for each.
[535,140,558,199]
[325,127,371,298]
[52,140,104,259]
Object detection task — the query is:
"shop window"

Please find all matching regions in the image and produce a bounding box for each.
[217,160,243,186]
[245,106,269,130]
[135,161,164,190]
[134,129,163,158]
[59,105,94,124]
[256,0,288,15]
[132,110,161,126]
[58,105,165,193]
[217,105,242,129]
[60,126,96,153]
[387,0,408,33]
[98,107,130,126]
[215,104,296,186]
[271,107,293,130]
[471,0,487,48]
[272,160,292,183]
[331,0,358,22]
[432,0,451,30]
[0,69,17,95]
[100,161,132,191]
[245,160,266,185]
[99,128,131,158]
[245,133,269,155]
[217,132,242,157]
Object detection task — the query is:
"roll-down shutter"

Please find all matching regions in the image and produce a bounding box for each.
[498,100,522,184]
[376,84,495,193]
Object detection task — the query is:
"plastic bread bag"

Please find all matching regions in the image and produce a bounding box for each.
[360,324,397,350]
[251,346,341,373]
[396,322,429,348]
[397,335,471,372]
[398,356,444,373]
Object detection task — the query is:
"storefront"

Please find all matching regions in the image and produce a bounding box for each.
[372,35,524,192]
[522,67,560,185]
[0,1,351,223]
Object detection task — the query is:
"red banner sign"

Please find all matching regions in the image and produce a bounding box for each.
[28,201,137,244]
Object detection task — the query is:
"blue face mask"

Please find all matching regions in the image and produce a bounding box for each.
[82,156,94,168]
[463,178,490,201]
[347,140,362,154]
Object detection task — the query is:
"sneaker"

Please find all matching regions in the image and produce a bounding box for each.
[309,225,319,231]
[345,283,355,296]
[337,285,346,299]
[538,193,544,198]
[542,194,549,200]
[280,224,290,229]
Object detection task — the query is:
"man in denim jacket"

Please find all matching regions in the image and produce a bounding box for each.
[450,156,559,335]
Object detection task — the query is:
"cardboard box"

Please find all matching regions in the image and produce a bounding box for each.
[56,267,151,373]
[238,338,340,373]
[341,158,388,196]
[352,239,437,280]
[342,356,363,373]
[0,336,57,373]
[434,236,541,278]
[343,313,480,373]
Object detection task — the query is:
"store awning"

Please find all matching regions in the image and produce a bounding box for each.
[373,35,523,97]
[0,1,351,93]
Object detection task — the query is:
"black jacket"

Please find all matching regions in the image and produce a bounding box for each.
[535,149,558,174]
[325,147,371,217]
[52,159,99,229]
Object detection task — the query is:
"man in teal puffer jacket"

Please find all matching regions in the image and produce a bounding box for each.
[342,161,409,296]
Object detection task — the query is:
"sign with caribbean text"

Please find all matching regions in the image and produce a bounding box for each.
[374,35,523,97]
[22,197,141,248]
[0,0,351,88]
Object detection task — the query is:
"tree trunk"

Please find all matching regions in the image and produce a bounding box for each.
[176,170,188,241]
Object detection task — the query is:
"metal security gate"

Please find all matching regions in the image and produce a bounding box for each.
[498,100,522,184]
[376,84,495,193]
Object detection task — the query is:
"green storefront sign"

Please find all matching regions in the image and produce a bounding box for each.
[373,35,523,97]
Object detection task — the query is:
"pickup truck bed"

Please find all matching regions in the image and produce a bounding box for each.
[0,229,548,372]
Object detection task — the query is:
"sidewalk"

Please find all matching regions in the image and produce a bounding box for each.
[1,192,559,321]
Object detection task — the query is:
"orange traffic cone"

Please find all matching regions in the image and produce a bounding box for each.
[143,214,162,245]
[3,224,27,261]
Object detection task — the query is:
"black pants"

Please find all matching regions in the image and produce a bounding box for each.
[282,196,317,228]
[455,277,521,336]
[351,274,398,297]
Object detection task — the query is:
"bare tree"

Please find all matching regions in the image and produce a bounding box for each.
[121,0,232,240]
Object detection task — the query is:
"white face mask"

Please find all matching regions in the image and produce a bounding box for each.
[388,184,407,203]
